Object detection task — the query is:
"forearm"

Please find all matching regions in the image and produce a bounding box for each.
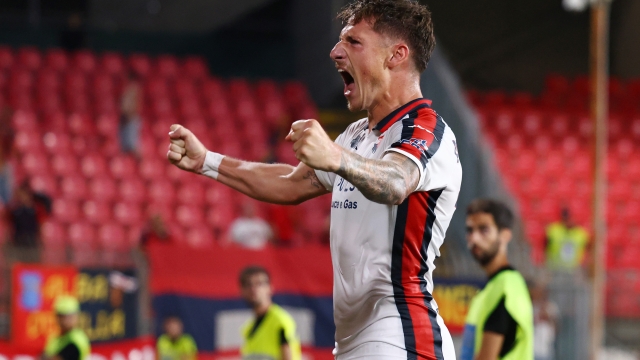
[214,157,322,205]
[335,150,416,205]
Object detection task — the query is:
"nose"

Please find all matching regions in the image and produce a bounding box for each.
[466,230,480,248]
[330,42,346,62]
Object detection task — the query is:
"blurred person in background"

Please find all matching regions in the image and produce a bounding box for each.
[167,1,462,357]
[157,316,198,360]
[529,280,559,360]
[0,106,14,204]
[239,266,300,360]
[42,296,90,360]
[140,214,174,249]
[120,71,142,157]
[6,180,52,263]
[461,199,533,360]
[545,208,589,271]
[228,201,273,250]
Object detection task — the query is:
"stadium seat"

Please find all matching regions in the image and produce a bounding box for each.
[148,180,176,205]
[21,152,50,177]
[165,164,188,184]
[93,73,115,97]
[184,226,215,248]
[60,175,88,200]
[139,158,165,181]
[11,110,38,132]
[0,46,14,70]
[36,70,61,91]
[52,199,81,224]
[100,52,125,76]
[155,55,180,78]
[68,113,96,137]
[64,71,87,93]
[82,200,112,225]
[113,202,143,226]
[174,78,197,99]
[182,56,209,79]
[145,202,174,223]
[175,205,204,227]
[96,114,118,138]
[97,223,127,250]
[30,175,58,196]
[68,222,96,249]
[118,179,146,204]
[51,153,79,177]
[72,50,97,73]
[129,53,151,78]
[42,131,72,155]
[200,78,226,102]
[206,206,235,231]
[88,177,117,203]
[80,154,108,179]
[17,47,42,71]
[41,221,66,248]
[176,182,205,206]
[109,156,137,180]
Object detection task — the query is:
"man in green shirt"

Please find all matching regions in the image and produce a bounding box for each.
[461,199,534,360]
[42,296,91,360]
[239,266,301,360]
[157,316,198,360]
[545,208,589,270]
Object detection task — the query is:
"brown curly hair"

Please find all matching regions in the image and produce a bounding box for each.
[337,0,436,73]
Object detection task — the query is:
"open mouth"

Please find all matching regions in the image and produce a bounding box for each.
[339,69,355,96]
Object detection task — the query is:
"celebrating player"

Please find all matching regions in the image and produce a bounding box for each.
[167,0,461,359]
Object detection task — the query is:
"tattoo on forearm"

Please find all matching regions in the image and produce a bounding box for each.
[335,151,419,205]
[303,170,323,189]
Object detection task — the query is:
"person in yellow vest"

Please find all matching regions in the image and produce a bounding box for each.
[545,208,589,270]
[42,296,91,360]
[239,266,301,360]
[461,199,534,360]
[156,316,198,360]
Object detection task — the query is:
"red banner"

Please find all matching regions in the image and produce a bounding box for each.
[11,264,78,351]
[0,337,155,360]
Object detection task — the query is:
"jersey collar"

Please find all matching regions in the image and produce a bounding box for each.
[373,98,432,133]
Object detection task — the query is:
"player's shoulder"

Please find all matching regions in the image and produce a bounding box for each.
[269,304,296,325]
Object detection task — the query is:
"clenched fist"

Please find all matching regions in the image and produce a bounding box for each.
[167,124,208,173]
[285,119,342,172]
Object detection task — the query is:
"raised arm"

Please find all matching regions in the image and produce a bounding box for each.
[167,125,328,205]
[287,120,420,205]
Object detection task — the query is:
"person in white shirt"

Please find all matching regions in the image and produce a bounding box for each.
[166,1,461,358]
[228,201,273,249]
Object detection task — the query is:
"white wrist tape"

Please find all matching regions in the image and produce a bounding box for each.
[201,151,225,180]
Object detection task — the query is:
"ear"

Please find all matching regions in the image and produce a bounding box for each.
[499,228,513,245]
[388,43,410,69]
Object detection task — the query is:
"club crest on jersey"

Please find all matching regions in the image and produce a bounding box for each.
[399,138,429,157]
[350,131,366,150]
[372,134,385,153]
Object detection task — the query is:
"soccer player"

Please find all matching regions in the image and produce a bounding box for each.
[167,0,461,358]
[239,266,301,360]
[461,199,533,360]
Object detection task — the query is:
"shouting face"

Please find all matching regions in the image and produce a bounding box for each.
[330,19,396,112]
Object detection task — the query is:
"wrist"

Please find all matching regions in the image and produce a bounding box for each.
[201,151,225,179]
[329,143,343,173]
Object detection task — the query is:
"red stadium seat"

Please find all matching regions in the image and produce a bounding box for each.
[113,202,143,226]
[21,153,50,177]
[179,98,202,118]
[139,158,165,181]
[80,154,108,178]
[201,78,226,102]
[36,70,61,91]
[11,110,38,132]
[44,49,69,72]
[42,112,69,133]
[72,50,97,73]
[82,200,112,225]
[64,71,87,93]
[17,47,42,71]
[41,221,66,248]
[88,176,117,202]
[68,113,96,137]
[174,78,197,98]
[175,205,204,227]
[155,55,179,78]
[93,73,115,97]
[100,52,125,76]
[68,222,96,249]
[184,226,215,248]
[97,223,127,250]
[52,199,81,224]
[42,132,72,155]
[118,179,146,204]
[146,77,169,99]
[51,153,79,177]
[60,175,88,200]
[176,182,205,206]
[0,46,14,70]
[96,114,118,138]
[148,180,176,205]
[109,156,137,180]
[544,74,570,95]
[129,53,151,78]
[206,206,235,231]
[182,56,209,79]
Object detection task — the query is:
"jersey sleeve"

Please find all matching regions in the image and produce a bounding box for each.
[383,110,458,192]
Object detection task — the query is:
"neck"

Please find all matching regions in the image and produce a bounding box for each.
[366,77,422,130]
[254,301,271,317]
[483,253,510,278]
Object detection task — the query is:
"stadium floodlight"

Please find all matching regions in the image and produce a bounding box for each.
[563,0,590,11]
